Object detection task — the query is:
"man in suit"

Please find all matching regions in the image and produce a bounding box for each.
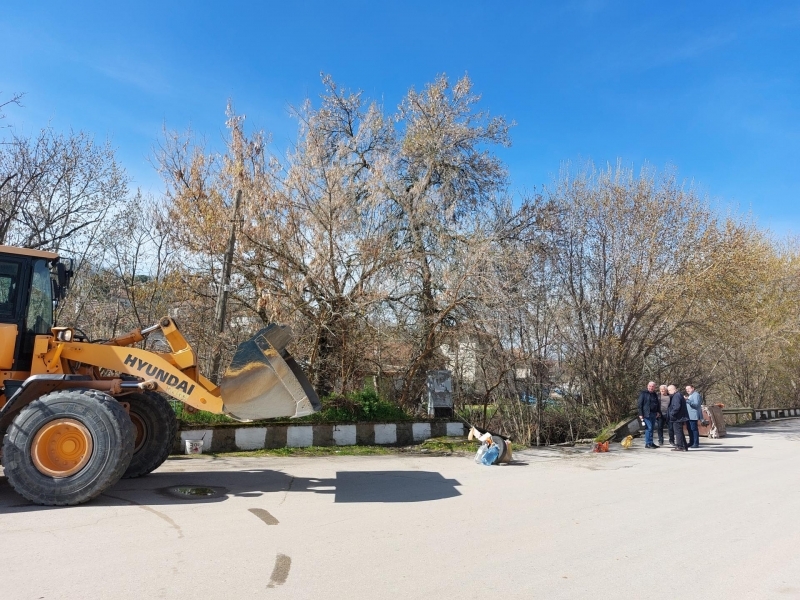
[685,385,706,448]
[668,384,689,451]
[637,381,661,448]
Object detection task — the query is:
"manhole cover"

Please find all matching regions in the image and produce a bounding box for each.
[160,485,227,500]
[173,486,216,497]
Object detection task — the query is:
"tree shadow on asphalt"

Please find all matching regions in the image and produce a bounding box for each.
[0,470,462,511]
[686,445,753,452]
[689,446,752,452]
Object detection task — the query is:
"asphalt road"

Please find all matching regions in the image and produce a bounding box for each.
[2,420,799,600]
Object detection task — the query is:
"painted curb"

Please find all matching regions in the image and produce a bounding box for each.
[175,421,467,453]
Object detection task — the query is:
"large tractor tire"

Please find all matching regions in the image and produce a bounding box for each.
[1,389,135,506]
[122,391,177,478]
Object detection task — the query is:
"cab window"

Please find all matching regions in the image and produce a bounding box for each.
[0,260,21,318]
[26,259,53,335]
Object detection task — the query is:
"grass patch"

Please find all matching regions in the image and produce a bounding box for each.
[594,424,617,443]
[172,437,525,459]
[171,439,487,459]
[419,436,480,454]
[170,404,237,425]
[177,445,397,458]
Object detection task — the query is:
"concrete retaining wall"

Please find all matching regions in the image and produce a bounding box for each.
[175,421,467,454]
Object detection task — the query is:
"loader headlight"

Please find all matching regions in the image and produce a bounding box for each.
[56,329,73,342]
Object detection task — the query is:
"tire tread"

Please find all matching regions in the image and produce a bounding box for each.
[122,392,177,478]
[1,389,135,506]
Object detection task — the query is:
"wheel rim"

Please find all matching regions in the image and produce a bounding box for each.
[31,418,94,478]
[129,411,147,453]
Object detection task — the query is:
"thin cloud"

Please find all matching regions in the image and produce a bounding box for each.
[92,59,172,96]
[648,31,737,68]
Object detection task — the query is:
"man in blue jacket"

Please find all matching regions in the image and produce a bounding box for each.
[668,384,689,451]
[637,381,661,448]
[684,385,706,448]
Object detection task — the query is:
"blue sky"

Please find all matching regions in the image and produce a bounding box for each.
[3,1,799,235]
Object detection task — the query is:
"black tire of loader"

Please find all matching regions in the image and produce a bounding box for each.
[122,392,177,478]
[1,389,136,506]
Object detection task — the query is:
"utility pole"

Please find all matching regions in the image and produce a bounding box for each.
[210,189,242,383]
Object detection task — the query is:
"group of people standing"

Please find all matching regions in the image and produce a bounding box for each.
[637,381,707,451]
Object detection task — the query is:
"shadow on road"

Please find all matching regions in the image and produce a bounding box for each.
[0,469,462,511]
[737,420,800,433]
[688,446,753,452]
[333,471,461,502]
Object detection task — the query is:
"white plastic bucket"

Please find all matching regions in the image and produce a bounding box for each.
[184,439,204,454]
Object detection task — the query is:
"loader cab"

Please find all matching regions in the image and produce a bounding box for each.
[0,246,73,372]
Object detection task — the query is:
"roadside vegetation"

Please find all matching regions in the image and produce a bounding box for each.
[172,389,413,427]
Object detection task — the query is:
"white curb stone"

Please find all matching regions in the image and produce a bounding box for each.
[333,425,357,446]
[446,422,465,437]
[412,422,431,442]
[177,421,471,452]
[374,424,397,445]
[287,426,314,447]
[235,427,267,450]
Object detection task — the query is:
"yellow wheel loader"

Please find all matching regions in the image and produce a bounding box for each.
[0,245,320,506]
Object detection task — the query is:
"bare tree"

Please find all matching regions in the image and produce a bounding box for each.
[377,74,512,406]
[0,128,127,251]
[0,91,24,128]
[136,76,800,431]
[678,225,800,408]
[239,80,398,394]
[157,84,399,393]
[544,162,722,423]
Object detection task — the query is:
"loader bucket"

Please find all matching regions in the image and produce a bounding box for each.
[220,324,321,421]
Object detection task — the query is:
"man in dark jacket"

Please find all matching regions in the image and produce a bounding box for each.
[657,384,672,446]
[667,384,689,451]
[637,381,661,448]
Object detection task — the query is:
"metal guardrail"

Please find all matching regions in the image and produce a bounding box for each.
[721,407,754,424]
[753,408,800,420]
[721,407,800,423]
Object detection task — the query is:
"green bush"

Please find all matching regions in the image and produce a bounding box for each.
[534,405,603,444]
[308,389,412,422]
[170,401,237,425]
[488,397,604,445]
[172,389,412,426]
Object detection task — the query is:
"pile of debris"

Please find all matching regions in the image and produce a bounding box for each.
[469,426,512,465]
